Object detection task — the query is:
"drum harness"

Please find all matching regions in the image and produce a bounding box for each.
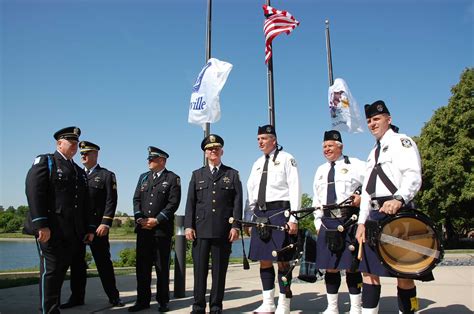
[364,158,412,248]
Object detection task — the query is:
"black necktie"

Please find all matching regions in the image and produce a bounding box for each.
[153,172,158,180]
[212,167,217,176]
[326,161,336,205]
[86,169,91,175]
[366,141,381,195]
[257,155,270,209]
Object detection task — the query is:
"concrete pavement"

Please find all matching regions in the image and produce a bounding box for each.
[0,262,473,313]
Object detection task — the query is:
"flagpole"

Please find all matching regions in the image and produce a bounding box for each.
[325,19,334,86]
[203,0,212,165]
[266,0,276,127]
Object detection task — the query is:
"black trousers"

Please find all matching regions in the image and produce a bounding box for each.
[135,231,172,306]
[69,234,120,301]
[35,237,80,313]
[192,238,232,312]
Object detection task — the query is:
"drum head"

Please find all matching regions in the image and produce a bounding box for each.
[377,215,441,277]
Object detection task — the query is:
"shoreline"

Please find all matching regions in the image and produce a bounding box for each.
[0,237,135,242]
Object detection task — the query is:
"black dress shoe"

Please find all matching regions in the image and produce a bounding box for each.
[128,303,150,312]
[110,297,125,307]
[158,304,169,312]
[60,300,84,309]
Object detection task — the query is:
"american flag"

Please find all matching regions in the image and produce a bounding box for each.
[263,5,300,64]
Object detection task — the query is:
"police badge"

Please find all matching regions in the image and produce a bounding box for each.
[223,176,231,184]
[400,138,412,148]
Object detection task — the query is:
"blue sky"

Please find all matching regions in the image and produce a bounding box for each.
[1,0,472,215]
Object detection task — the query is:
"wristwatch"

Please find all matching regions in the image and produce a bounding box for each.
[393,195,405,206]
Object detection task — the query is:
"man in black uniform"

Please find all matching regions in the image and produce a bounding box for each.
[24,126,96,314]
[61,141,124,308]
[129,146,181,312]
[184,134,243,314]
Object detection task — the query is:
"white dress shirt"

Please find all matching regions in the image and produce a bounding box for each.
[245,149,301,223]
[358,128,422,224]
[312,155,365,230]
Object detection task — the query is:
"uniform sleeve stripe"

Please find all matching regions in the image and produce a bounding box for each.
[102,216,114,220]
[159,212,169,220]
[32,217,48,222]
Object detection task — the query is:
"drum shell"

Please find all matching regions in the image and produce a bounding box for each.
[366,210,443,279]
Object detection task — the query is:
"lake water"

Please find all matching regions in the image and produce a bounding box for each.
[0,238,250,271]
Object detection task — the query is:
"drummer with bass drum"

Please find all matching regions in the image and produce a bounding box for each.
[355,100,434,314]
[312,130,365,314]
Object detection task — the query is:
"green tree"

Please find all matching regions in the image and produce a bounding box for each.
[298,193,315,233]
[414,68,474,240]
[4,216,23,233]
[0,211,15,230]
[114,248,136,267]
[112,218,122,228]
[124,218,135,228]
[16,205,29,218]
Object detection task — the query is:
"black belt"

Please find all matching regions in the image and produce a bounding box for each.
[323,206,359,218]
[260,201,290,211]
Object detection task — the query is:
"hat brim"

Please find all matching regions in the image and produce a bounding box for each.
[203,143,223,150]
[148,154,167,160]
[60,135,79,141]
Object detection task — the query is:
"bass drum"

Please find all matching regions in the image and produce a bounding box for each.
[376,210,443,279]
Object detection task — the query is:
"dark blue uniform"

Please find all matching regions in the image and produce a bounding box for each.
[184,165,243,313]
[133,169,181,308]
[68,164,120,304]
[25,151,95,313]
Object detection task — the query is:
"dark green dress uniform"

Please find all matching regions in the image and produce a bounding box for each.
[68,164,120,304]
[133,168,181,308]
[25,151,95,314]
[184,164,243,314]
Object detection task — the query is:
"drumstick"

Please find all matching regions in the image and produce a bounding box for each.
[357,239,363,260]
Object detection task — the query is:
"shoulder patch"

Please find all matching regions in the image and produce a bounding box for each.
[111,173,117,183]
[33,156,42,165]
[400,138,412,148]
[176,177,181,186]
[290,158,297,167]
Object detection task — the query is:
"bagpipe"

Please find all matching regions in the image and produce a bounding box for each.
[228,216,287,271]
[276,188,363,285]
[228,217,288,231]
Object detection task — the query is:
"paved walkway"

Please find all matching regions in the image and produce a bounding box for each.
[0,262,473,313]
